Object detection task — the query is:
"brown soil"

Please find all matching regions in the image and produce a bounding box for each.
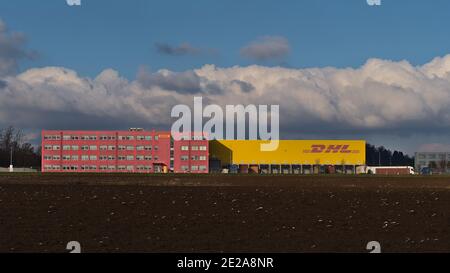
[0,174,449,253]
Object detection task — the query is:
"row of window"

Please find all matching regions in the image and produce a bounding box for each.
[44,135,160,141]
[180,155,207,161]
[180,145,208,151]
[44,165,153,171]
[44,145,160,151]
[44,144,207,151]
[180,165,208,171]
[44,155,159,161]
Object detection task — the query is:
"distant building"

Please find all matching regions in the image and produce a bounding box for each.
[41,129,209,174]
[415,152,450,174]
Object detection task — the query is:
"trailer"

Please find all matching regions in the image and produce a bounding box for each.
[358,166,415,175]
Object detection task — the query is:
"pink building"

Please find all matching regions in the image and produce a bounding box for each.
[41,128,209,173]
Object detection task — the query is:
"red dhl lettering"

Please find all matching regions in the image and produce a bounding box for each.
[304,145,360,154]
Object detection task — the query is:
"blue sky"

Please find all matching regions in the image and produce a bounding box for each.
[1,0,450,78]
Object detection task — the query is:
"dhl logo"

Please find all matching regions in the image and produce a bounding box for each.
[303,145,361,154]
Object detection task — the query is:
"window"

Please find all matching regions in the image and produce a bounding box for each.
[89,155,97,161]
[181,155,189,161]
[62,155,71,160]
[100,146,108,151]
[118,156,126,161]
[154,156,159,161]
[108,156,115,161]
[81,155,89,161]
[53,155,60,160]
[108,166,116,170]
[145,136,152,141]
[191,146,199,151]
[144,146,152,151]
[90,145,98,151]
[127,136,135,140]
[154,136,159,140]
[71,136,80,140]
[199,146,207,151]
[199,165,207,171]
[126,146,134,151]
[126,166,134,171]
[191,166,199,171]
[71,155,79,161]
[118,166,126,171]
[136,146,144,151]
[199,156,207,161]
[118,145,126,151]
[108,146,115,151]
[53,145,60,150]
[145,156,152,161]
[100,135,115,140]
[63,135,71,140]
[44,135,61,140]
[44,155,52,160]
[137,136,145,141]
[99,156,108,161]
[181,166,189,171]
[81,145,89,151]
[63,145,71,151]
[44,145,52,150]
[154,146,159,151]
[100,166,108,171]
[136,155,145,161]
[71,145,79,151]
[126,155,134,161]
[181,146,189,151]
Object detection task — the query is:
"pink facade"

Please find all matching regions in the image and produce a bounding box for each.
[41,129,209,173]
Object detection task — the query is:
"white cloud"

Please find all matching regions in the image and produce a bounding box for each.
[1,55,450,152]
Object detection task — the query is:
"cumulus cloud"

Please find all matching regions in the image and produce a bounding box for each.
[0,19,35,76]
[2,52,450,152]
[240,36,290,62]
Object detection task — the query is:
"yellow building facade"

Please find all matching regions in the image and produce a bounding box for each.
[210,140,366,166]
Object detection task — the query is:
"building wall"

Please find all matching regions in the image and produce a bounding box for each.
[415,152,450,173]
[42,130,173,173]
[173,138,209,173]
[210,140,366,166]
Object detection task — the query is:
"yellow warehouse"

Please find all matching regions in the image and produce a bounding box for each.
[209,140,366,174]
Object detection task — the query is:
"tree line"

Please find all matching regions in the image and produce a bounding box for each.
[366,143,414,167]
[0,126,41,169]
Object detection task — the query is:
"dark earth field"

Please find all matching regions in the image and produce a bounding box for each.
[0,174,449,253]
